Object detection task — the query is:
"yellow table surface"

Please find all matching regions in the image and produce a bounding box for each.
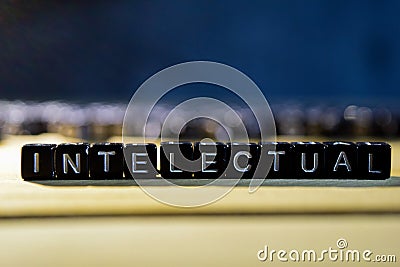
[0,134,399,267]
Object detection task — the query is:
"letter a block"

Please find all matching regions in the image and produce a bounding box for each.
[124,143,157,178]
[324,142,357,179]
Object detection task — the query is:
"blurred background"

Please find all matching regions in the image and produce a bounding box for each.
[1,0,400,140]
[1,3,400,267]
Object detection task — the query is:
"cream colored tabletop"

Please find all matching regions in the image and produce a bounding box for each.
[0,134,399,267]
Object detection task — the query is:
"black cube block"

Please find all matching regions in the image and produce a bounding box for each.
[89,143,123,179]
[324,142,357,179]
[21,144,56,180]
[160,142,193,179]
[124,143,158,178]
[193,142,227,179]
[291,142,326,179]
[55,143,89,179]
[260,142,292,179]
[356,142,391,179]
[225,143,259,179]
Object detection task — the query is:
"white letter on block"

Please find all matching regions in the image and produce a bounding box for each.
[169,153,182,173]
[63,153,81,174]
[202,153,217,172]
[368,153,381,174]
[132,153,148,173]
[333,151,351,172]
[97,151,116,172]
[301,153,318,173]
[33,153,39,173]
[268,151,285,171]
[233,151,251,172]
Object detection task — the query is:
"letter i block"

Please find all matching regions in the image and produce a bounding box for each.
[225,143,259,179]
[89,143,124,179]
[55,143,89,179]
[291,142,326,179]
[124,143,158,178]
[356,142,391,179]
[260,142,292,179]
[21,144,56,180]
[193,142,227,179]
[160,142,193,179]
[324,142,357,179]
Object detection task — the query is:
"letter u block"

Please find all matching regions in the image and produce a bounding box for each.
[55,143,89,179]
[160,142,193,179]
[291,142,326,179]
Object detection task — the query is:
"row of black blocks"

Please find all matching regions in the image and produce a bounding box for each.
[21,141,391,180]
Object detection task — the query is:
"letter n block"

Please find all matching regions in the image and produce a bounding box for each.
[55,143,89,179]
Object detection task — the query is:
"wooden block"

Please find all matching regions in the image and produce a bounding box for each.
[193,142,227,179]
[160,142,193,179]
[89,143,124,179]
[55,143,89,179]
[356,142,391,180]
[124,143,157,178]
[324,142,357,179]
[21,144,56,180]
[291,142,326,179]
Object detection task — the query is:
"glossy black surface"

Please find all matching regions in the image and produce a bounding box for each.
[324,142,357,179]
[291,142,326,179]
[260,142,293,179]
[55,143,89,180]
[193,142,227,179]
[20,141,393,180]
[160,142,193,179]
[356,142,391,180]
[124,143,158,178]
[224,143,259,179]
[21,144,56,180]
[89,143,123,179]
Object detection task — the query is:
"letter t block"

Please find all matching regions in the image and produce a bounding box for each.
[89,143,124,179]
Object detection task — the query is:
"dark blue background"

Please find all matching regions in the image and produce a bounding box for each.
[1,0,399,106]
